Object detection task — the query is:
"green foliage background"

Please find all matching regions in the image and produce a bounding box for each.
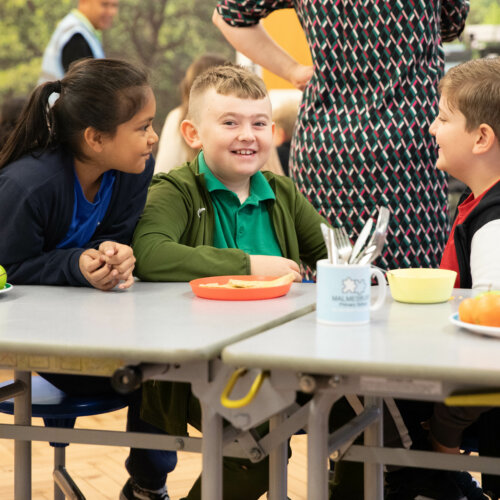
[0,0,234,129]
[0,0,499,127]
[469,0,500,25]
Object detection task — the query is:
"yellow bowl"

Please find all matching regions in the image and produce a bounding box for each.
[386,268,457,304]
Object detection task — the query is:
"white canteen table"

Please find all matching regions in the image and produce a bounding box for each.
[0,281,316,500]
[222,288,500,500]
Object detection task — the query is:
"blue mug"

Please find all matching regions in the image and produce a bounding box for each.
[316,260,387,325]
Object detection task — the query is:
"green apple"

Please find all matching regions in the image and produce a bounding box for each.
[0,265,6,289]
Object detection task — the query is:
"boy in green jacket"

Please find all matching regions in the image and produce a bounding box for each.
[127,64,329,500]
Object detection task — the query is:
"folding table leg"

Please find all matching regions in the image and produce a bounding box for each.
[364,396,384,500]
[14,370,32,500]
[268,412,287,500]
[201,401,223,500]
[307,392,338,500]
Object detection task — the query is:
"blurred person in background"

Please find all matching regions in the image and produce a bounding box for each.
[273,98,299,176]
[154,53,228,174]
[39,0,119,84]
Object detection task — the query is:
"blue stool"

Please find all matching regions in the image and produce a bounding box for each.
[0,376,129,500]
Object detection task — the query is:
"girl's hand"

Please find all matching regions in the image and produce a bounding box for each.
[79,248,119,291]
[249,255,302,282]
[98,242,136,289]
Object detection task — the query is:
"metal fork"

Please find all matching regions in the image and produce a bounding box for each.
[333,226,352,264]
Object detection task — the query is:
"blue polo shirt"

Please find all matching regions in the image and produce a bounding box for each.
[57,169,115,249]
[198,153,282,256]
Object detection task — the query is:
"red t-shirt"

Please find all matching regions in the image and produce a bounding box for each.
[440,190,487,287]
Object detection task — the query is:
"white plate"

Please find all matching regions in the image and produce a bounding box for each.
[449,312,500,338]
[0,283,13,295]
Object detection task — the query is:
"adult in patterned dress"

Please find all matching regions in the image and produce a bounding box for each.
[213,0,469,270]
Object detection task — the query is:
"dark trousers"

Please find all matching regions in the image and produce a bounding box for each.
[396,399,500,497]
[38,373,178,491]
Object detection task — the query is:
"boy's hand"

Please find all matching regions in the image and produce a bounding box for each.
[79,248,120,291]
[249,255,302,282]
[98,242,136,289]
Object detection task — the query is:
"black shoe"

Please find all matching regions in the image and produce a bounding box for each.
[120,478,170,500]
[385,467,465,500]
[450,471,489,500]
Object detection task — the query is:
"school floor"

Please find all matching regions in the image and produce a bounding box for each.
[0,370,308,499]
[0,369,483,499]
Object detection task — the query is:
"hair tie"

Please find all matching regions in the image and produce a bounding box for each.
[48,80,62,95]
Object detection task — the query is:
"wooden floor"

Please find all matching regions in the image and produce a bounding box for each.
[0,370,308,499]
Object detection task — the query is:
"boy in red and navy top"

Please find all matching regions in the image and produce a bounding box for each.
[429,56,500,497]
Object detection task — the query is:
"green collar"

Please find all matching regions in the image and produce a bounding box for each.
[72,8,103,42]
[197,152,275,204]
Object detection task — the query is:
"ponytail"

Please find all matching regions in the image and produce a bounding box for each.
[0,59,150,170]
[0,81,62,169]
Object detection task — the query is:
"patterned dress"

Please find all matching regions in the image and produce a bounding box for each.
[216,0,469,270]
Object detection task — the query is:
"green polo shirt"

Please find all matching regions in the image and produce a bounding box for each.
[198,153,282,256]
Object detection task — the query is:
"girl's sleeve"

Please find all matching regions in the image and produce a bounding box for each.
[441,0,469,43]
[215,0,293,27]
[0,176,87,286]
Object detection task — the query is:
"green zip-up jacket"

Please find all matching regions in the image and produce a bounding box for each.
[132,156,329,282]
[132,156,329,434]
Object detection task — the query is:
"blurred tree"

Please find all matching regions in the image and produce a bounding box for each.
[0,0,234,127]
[0,0,72,99]
[106,0,234,127]
[469,0,500,24]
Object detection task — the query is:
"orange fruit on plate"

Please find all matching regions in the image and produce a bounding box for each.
[458,297,477,324]
[475,293,500,327]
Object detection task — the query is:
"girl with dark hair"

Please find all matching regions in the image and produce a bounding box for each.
[0,59,177,500]
[0,58,157,289]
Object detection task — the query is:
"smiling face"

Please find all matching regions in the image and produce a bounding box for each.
[186,89,274,186]
[80,0,119,30]
[429,94,476,183]
[100,86,158,174]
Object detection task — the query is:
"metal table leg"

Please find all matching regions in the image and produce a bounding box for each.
[307,392,338,500]
[364,396,384,500]
[268,412,287,500]
[201,400,223,500]
[14,370,31,500]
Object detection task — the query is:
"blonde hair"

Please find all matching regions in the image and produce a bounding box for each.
[439,57,500,139]
[187,64,268,120]
[179,53,228,122]
[178,54,227,161]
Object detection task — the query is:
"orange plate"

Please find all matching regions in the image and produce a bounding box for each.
[189,275,293,301]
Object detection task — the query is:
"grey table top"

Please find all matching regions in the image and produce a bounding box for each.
[222,289,500,386]
[0,282,316,363]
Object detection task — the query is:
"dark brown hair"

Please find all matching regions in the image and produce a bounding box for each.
[0,58,150,169]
